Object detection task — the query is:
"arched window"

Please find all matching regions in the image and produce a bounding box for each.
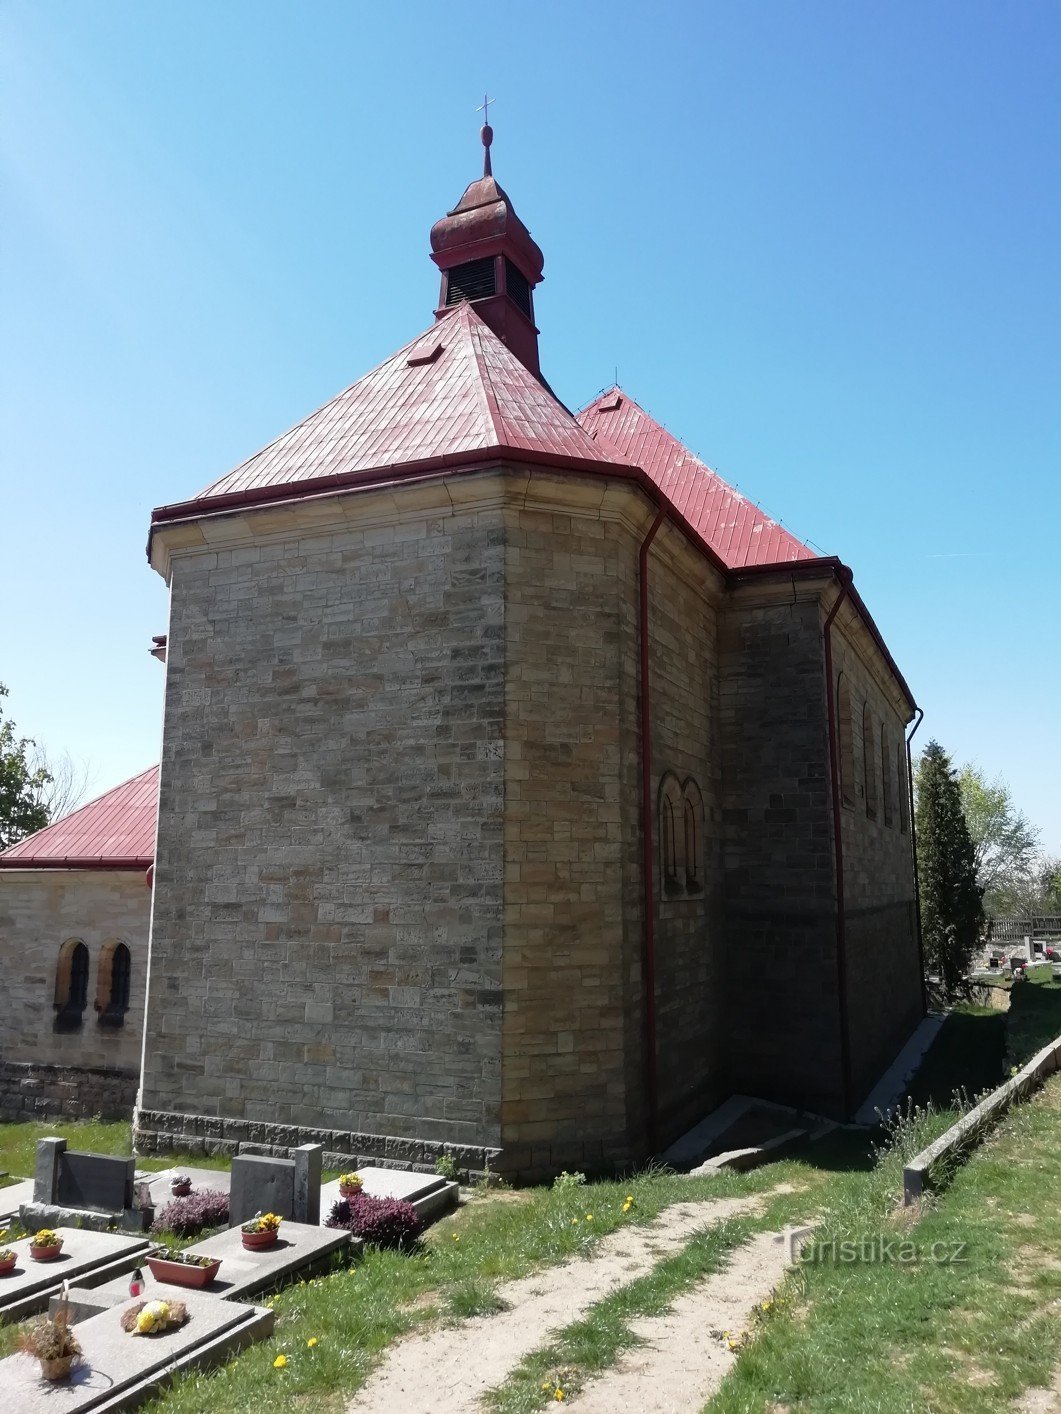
[862,705,878,818]
[682,778,704,892]
[658,773,685,895]
[897,743,910,835]
[881,724,894,828]
[836,674,855,807]
[54,939,89,1032]
[96,940,132,1028]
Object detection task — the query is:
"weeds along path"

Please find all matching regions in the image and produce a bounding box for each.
[564,1229,792,1413]
[346,1193,770,1414]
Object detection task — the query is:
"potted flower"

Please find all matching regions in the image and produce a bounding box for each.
[241,1212,282,1250]
[169,1174,193,1198]
[19,1303,81,1381]
[338,1171,363,1199]
[0,1228,16,1276]
[29,1229,64,1261]
[146,1247,222,1289]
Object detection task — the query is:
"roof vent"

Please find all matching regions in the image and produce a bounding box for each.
[407,342,444,367]
[599,394,623,412]
[445,257,496,306]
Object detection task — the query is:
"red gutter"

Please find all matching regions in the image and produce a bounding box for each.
[0,857,152,872]
[906,707,927,1014]
[638,507,665,1154]
[822,569,854,1119]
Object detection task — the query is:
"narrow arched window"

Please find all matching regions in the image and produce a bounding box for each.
[54,939,89,1032]
[897,743,909,835]
[881,725,893,828]
[682,778,704,892]
[662,797,679,887]
[658,773,685,896]
[863,705,878,818]
[836,674,854,807]
[97,940,132,1028]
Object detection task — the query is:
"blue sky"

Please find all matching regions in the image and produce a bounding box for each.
[2,1,1058,849]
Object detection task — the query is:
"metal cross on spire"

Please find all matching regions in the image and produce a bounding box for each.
[477,93,495,177]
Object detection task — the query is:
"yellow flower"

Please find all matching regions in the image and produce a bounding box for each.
[584,1213,593,1221]
[541,1382,551,1391]
[273,1354,288,1369]
[306,1337,318,1348]
[625,1195,634,1203]
[452,1233,460,1242]
[554,1390,565,1403]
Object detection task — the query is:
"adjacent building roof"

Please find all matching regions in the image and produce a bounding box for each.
[152,303,620,525]
[0,766,158,871]
[577,388,814,570]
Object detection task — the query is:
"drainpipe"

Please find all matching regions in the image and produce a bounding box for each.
[638,506,665,1154]
[906,707,926,1013]
[822,568,854,1118]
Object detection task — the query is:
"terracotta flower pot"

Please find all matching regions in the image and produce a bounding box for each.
[0,1254,16,1275]
[170,1182,192,1197]
[30,1243,63,1262]
[147,1255,221,1288]
[40,1355,74,1381]
[339,1183,362,1199]
[241,1229,278,1251]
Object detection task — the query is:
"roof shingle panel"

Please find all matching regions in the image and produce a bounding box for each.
[0,766,158,869]
[577,388,814,569]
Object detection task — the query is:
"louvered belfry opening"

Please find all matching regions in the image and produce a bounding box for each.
[445,257,497,306]
[504,259,532,320]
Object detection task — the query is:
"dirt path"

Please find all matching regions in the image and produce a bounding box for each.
[567,1229,793,1413]
[347,1194,769,1414]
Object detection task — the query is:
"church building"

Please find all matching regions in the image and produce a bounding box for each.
[3,128,924,1179]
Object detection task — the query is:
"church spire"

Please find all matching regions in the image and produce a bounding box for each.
[429,111,545,379]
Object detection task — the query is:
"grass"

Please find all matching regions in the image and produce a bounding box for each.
[1006,963,1061,1066]
[709,1073,1061,1412]
[0,1119,230,1186]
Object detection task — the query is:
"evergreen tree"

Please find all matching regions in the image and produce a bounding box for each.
[915,739,984,998]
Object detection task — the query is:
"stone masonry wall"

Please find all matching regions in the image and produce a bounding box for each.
[500,487,645,1178]
[139,489,507,1162]
[0,1060,138,1123]
[831,618,922,1105]
[718,587,845,1117]
[0,868,148,1075]
[645,523,725,1145]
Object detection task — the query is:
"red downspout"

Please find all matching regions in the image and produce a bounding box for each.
[822,568,854,1118]
[638,506,665,1153]
[906,707,927,1014]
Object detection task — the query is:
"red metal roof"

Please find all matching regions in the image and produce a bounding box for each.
[577,388,815,569]
[0,766,158,870]
[178,304,610,511]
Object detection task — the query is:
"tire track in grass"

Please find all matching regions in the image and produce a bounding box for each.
[346,1195,769,1414]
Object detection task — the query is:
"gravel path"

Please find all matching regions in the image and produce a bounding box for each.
[568,1228,793,1412]
[347,1194,769,1414]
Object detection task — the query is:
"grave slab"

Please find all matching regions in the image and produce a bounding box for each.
[0,1287,273,1412]
[83,1220,357,1315]
[0,1177,36,1221]
[140,1166,232,1206]
[319,1166,459,1226]
[0,1228,152,1322]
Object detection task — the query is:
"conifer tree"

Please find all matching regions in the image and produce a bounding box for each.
[915,739,984,997]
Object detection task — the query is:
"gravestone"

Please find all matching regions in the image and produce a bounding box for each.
[228,1144,322,1227]
[57,1152,134,1212]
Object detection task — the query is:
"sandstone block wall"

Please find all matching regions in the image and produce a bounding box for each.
[644,524,725,1144]
[831,619,922,1104]
[718,587,845,1117]
[0,868,148,1079]
[141,491,507,1159]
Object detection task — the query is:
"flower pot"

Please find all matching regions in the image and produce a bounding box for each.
[241,1229,278,1251]
[0,1254,16,1275]
[40,1355,74,1382]
[147,1255,221,1289]
[339,1184,362,1200]
[170,1182,192,1197]
[30,1243,63,1262]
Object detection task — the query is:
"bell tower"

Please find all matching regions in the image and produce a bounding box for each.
[429,118,545,378]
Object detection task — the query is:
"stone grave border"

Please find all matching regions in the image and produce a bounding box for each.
[903,1031,1061,1205]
